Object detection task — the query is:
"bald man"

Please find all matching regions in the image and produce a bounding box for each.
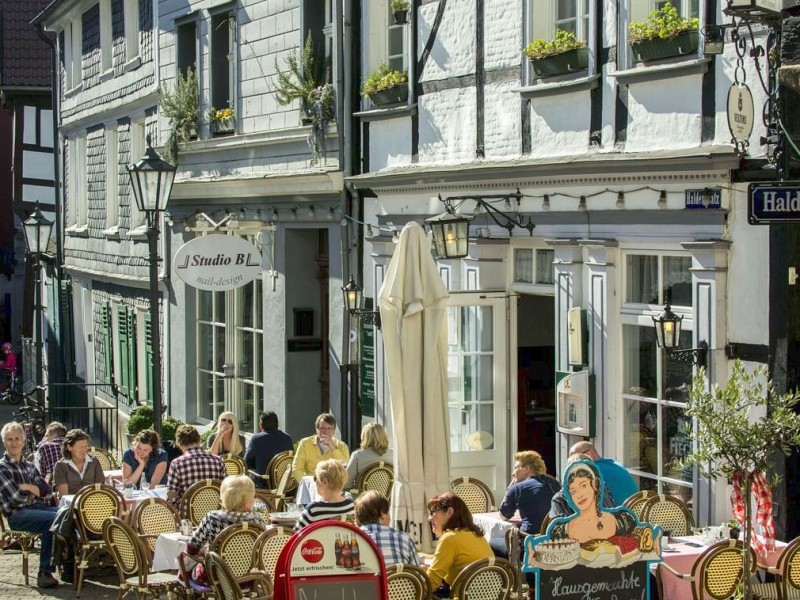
[569,441,638,507]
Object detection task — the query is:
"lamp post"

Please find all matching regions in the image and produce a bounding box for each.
[652,304,708,368]
[22,202,54,408]
[127,136,176,436]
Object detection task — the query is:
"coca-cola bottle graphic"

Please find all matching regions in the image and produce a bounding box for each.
[334,533,343,567]
[350,535,361,570]
[341,534,352,569]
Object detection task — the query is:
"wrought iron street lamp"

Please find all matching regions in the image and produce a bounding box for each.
[342,275,381,328]
[127,136,176,436]
[22,202,53,408]
[652,304,708,368]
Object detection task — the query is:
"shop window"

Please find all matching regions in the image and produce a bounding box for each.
[513,248,554,285]
[209,8,235,115]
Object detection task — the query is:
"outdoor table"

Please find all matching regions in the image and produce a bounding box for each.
[269,510,302,528]
[657,535,786,598]
[472,511,522,543]
[58,486,169,511]
[104,469,124,484]
[152,532,193,572]
[297,475,321,505]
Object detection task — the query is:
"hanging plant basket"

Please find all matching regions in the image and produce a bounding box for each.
[392,9,408,24]
[630,30,699,63]
[370,84,409,107]
[530,47,589,78]
[210,117,236,135]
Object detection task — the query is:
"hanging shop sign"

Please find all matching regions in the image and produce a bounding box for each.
[748,182,800,225]
[727,83,754,145]
[174,234,261,290]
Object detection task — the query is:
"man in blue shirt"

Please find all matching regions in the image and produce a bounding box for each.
[570,440,638,507]
[244,411,293,488]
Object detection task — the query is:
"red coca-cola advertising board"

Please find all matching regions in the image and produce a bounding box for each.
[273,521,388,599]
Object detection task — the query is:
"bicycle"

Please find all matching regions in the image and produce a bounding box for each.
[10,391,47,456]
[0,373,23,404]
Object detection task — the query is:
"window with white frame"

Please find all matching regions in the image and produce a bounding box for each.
[530,0,591,46]
[124,0,139,60]
[364,0,408,89]
[387,4,407,72]
[129,120,145,228]
[630,0,700,32]
[65,18,82,90]
[620,253,695,508]
[100,0,112,72]
[105,126,119,230]
[513,248,554,285]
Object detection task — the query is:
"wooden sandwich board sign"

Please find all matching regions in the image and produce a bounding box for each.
[522,460,664,600]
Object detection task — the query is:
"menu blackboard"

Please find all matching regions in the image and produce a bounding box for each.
[537,562,649,600]
[293,579,380,599]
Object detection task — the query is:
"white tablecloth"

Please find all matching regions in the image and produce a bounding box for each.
[59,486,169,510]
[152,532,192,572]
[297,475,322,505]
[473,511,521,543]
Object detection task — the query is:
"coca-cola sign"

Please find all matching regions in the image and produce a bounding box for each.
[300,539,325,564]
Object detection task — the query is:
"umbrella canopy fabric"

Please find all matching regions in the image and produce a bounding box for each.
[379,221,451,552]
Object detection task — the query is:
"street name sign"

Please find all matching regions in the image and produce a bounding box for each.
[748,182,800,225]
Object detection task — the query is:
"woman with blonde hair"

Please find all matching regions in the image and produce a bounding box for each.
[345,422,393,488]
[294,459,354,530]
[206,411,246,457]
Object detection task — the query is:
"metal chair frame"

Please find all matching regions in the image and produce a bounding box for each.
[131,498,181,555]
[205,551,273,600]
[639,494,695,536]
[450,556,519,600]
[451,477,496,514]
[0,508,40,585]
[178,479,222,526]
[386,563,432,600]
[752,535,800,600]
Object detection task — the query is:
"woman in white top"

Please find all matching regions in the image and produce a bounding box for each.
[345,423,393,488]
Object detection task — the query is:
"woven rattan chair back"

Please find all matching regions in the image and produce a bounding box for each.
[103,516,146,581]
[179,479,222,526]
[450,557,518,600]
[622,490,657,518]
[0,508,40,584]
[386,563,431,600]
[356,461,394,497]
[451,477,495,514]
[751,535,800,600]
[254,490,278,513]
[209,521,265,580]
[206,551,274,600]
[223,454,247,476]
[254,527,293,579]
[268,450,297,496]
[73,483,125,537]
[131,498,180,553]
[640,494,694,535]
[88,446,118,470]
[694,540,756,600]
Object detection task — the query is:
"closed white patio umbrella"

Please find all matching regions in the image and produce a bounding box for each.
[379,221,451,553]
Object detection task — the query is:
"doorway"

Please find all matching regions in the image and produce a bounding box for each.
[516,294,557,475]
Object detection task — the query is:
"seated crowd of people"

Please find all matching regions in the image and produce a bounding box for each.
[0,407,638,599]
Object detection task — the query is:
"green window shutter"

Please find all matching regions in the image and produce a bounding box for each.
[127,308,138,400]
[144,312,153,406]
[60,280,75,379]
[117,307,129,396]
[102,301,113,384]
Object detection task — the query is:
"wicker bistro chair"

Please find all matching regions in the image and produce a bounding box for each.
[504,526,524,599]
[179,480,222,527]
[622,490,658,519]
[72,483,127,597]
[131,498,181,555]
[222,455,247,477]
[451,477,496,515]
[103,517,182,600]
[353,461,394,498]
[260,465,296,512]
[89,446,119,470]
[639,494,695,536]
[0,508,40,585]
[450,557,519,600]
[656,539,757,600]
[253,527,293,581]
[205,551,273,600]
[386,563,432,600]
[752,535,800,600]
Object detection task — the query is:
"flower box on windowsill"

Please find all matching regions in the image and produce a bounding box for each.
[370,85,409,108]
[210,117,235,135]
[530,47,589,78]
[392,9,408,24]
[630,30,699,63]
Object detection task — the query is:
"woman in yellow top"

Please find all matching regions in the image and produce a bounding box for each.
[423,492,493,597]
[291,413,349,483]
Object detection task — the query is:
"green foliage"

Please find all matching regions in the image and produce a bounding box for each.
[161,416,184,445]
[628,1,699,43]
[391,0,410,11]
[200,427,215,447]
[523,29,586,61]
[159,67,198,163]
[361,63,409,99]
[127,405,154,436]
[274,32,325,109]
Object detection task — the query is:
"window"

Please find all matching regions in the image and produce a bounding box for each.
[124,0,140,60]
[620,253,695,509]
[100,0,112,72]
[513,248,554,285]
[105,126,119,230]
[65,18,83,89]
[129,120,145,228]
[655,0,699,18]
[209,9,235,113]
[387,4,407,72]
[69,135,87,227]
[554,0,590,39]
[176,20,197,76]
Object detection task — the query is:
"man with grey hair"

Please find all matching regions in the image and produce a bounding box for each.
[0,421,61,588]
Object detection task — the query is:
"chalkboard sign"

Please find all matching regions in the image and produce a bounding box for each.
[360,320,375,417]
[537,562,649,600]
[293,577,382,599]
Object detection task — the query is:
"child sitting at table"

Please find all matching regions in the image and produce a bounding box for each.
[294,459,354,530]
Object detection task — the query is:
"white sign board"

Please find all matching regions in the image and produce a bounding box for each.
[174,234,261,291]
[727,83,754,144]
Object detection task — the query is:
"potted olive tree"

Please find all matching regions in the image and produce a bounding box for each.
[361,63,409,107]
[159,67,199,163]
[523,30,588,78]
[684,361,800,599]
[391,0,410,25]
[628,1,700,63]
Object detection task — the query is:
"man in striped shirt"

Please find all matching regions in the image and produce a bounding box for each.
[355,490,420,566]
[294,459,354,530]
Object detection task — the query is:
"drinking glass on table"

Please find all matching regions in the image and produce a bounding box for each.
[141,475,150,492]
[286,502,298,513]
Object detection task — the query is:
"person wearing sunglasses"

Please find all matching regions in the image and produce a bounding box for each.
[206,411,246,457]
[423,492,493,598]
[291,413,350,484]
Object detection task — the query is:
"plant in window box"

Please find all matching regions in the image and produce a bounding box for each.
[208,106,235,135]
[306,83,336,164]
[628,1,700,63]
[275,32,328,125]
[159,66,199,163]
[523,30,588,78]
[391,0,410,25]
[361,63,409,107]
